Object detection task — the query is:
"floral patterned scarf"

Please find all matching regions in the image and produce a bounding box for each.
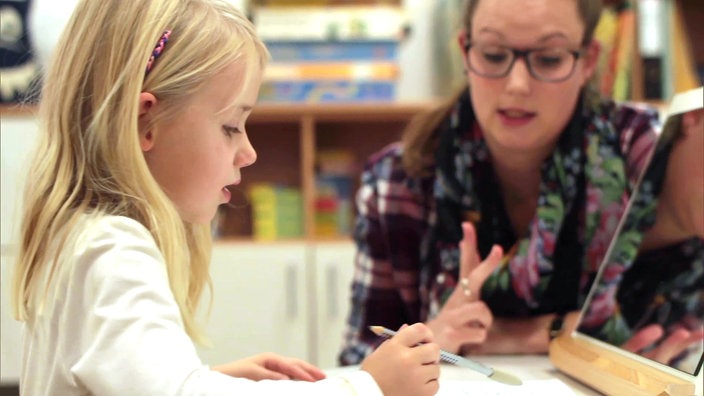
[422,89,644,318]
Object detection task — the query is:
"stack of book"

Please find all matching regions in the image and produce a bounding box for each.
[593,2,636,101]
[248,183,303,241]
[314,149,356,237]
[593,0,700,102]
[252,0,405,103]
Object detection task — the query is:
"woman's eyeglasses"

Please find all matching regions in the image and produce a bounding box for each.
[464,42,584,83]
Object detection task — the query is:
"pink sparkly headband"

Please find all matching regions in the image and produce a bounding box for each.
[145,30,172,76]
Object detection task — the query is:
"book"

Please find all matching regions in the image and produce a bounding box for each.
[253,0,402,5]
[594,5,619,97]
[264,61,398,80]
[593,2,637,101]
[314,149,356,237]
[315,175,354,237]
[610,5,635,101]
[265,40,399,62]
[254,6,405,41]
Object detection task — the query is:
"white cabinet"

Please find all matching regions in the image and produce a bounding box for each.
[1,115,39,385]
[197,242,310,365]
[1,253,22,383]
[196,241,356,369]
[313,242,356,369]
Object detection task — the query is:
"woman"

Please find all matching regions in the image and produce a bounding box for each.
[340,0,659,364]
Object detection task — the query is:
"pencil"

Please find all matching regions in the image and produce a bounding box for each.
[369,325,522,386]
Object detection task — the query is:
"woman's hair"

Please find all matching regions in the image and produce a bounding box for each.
[12,0,269,343]
[402,0,603,176]
[660,114,684,148]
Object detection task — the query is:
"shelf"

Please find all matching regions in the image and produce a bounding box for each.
[249,102,436,122]
[1,102,435,241]
[212,236,352,245]
[221,101,438,241]
[0,104,37,117]
[1,102,435,119]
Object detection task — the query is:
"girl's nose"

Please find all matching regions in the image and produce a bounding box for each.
[236,133,257,168]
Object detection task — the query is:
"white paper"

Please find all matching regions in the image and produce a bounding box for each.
[437,379,577,396]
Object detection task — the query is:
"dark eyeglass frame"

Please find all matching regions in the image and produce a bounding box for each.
[463,42,584,83]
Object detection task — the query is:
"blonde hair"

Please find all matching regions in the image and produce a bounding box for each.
[402,0,604,176]
[12,0,269,343]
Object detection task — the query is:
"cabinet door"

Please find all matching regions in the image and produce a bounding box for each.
[196,243,309,366]
[313,241,356,368]
[1,253,22,384]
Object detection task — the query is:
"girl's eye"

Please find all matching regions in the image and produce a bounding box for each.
[223,125,241,137]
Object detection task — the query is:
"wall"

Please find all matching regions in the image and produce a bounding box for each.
[0,116,39,383]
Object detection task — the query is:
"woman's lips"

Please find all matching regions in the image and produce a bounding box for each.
[498,109,536,127]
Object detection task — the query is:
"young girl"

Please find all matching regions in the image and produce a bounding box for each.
[12,1,440,395]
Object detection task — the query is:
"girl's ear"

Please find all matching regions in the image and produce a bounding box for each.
[138,92,158,152]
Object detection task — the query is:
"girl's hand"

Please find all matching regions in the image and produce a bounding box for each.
[212,353,326,382]
[361,323,440,396]
[427,222,503,353]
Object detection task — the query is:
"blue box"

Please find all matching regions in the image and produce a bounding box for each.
[259,80,396,103]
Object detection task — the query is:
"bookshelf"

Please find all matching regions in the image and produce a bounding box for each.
[0,102,434,242]
[4,0,701,242]
[594,0,701,103]
[217,102,434,241]
[251,0,407,103]
[632,0,702,102]
[678,0,704,84]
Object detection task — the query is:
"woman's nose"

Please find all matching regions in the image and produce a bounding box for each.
[505,58,532,95]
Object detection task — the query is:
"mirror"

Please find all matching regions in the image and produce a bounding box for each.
[576,87,704,377]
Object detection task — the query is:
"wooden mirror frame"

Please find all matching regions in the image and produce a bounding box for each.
[550,332,700,395]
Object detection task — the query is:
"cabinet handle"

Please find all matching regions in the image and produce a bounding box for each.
[326,265,338,318]
[285,264,298,319]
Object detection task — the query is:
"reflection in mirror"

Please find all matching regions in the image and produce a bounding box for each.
[578,87,704,376]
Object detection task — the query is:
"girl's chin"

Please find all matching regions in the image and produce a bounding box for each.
[179,210,219,227]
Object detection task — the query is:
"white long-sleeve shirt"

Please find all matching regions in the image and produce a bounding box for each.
[21,214,382,395]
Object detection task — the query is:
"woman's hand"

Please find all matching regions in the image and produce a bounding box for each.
[621,324,704,366]
[212,353,326,381]
[426,222,503,353]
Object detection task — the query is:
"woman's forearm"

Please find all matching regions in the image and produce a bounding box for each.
[463,311,580,355]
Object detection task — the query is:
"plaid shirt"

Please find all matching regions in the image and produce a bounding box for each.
[339,100,658,365]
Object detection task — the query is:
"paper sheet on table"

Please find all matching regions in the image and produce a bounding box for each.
[438,379,576,395]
